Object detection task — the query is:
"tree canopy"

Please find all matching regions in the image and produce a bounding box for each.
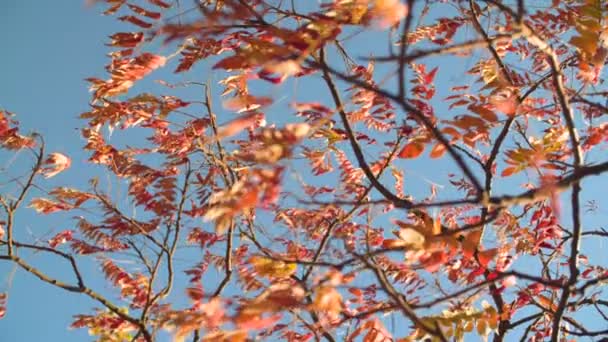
[3,0,608,341]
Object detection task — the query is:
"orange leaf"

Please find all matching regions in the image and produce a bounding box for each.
[477,248,498,267]
[311,286,342,317]
[236,314,282,330]
[537,294,558,312]
[501,166,519,177]
[382,238,408,249]
[398,142,424,159]
[370,0,408,28]
[469,104,498,122]
[461,230,481,258]
[429,143,446,158]
[441,126,461,141]
[422,251,448,273]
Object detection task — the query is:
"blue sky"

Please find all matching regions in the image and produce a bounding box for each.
[0,2,118,341]
[2,1,608,341]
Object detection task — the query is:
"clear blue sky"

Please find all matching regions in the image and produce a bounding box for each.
[0,2,119,341]
[2,1,608,341]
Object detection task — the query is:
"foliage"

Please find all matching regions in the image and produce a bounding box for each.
[3,0,608,341]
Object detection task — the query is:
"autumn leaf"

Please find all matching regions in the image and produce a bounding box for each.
[118,15,153,28]
[421,251,449,273]
[469,104,498,122]
[236,313,282,330]
[222,95,273,113]
[108,32,144,48]
[216,113,259,140]
[500,166,520,177]
[537,294,558,312]
[250,256,297,279]
[48,187,93,207]
[40,153,71,178]
[147,0,171,8]
[311,286,342,318]
[429,143,446,159]
[477,248,498,267]
[398,141,424,159]
[489,87,519,115]
[48,230,74,248]
[29,198,72,214]
[369,0,408,28]
[127,4,161,20]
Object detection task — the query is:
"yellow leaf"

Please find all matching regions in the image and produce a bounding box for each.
[311,286,342,316]
[250,256,296,279]
[476,318,488,336]
[396,228,426,249]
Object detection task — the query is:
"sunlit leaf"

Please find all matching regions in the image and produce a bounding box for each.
[398,142,424,159]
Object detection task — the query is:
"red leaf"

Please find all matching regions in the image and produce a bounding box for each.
[425,67,439,84]
[213,55,249,71]
[48,230,74,248]
[127,4,161,19]
[118,15,153,28]
[147,0,171,8]
[107,32,144,48]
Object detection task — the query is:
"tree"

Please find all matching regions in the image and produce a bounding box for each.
[2,0,608,340]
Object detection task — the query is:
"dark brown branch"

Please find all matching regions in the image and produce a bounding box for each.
[318,48,414,210]
[0,254,152,341]
[7,141,44,255]
[357,254,447,341]
[504,8,583,340]
[308,58,484,195]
